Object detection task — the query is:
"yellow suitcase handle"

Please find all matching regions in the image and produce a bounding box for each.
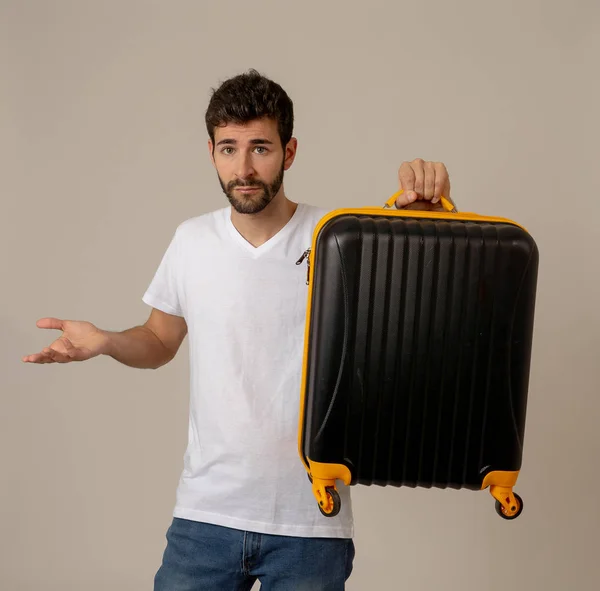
[384,190,457,213]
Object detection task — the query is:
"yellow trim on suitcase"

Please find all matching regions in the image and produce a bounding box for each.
[385,190,457,212]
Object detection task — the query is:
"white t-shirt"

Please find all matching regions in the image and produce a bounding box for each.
[142,202,354,539]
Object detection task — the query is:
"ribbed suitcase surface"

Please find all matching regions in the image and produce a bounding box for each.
[301,213,538,494]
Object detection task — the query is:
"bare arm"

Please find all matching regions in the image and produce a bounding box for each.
[22,308,187,370]
[101,309,187,368]
[104,309,187,369]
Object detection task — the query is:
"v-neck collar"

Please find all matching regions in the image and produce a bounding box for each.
[224,203,304,258]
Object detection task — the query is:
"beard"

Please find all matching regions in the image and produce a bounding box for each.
[219,160,285,215]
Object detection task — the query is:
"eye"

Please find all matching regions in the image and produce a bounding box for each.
[221,147,235,155]
[254,146,268,154]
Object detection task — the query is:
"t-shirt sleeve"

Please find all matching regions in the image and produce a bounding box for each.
[142,228,184,317]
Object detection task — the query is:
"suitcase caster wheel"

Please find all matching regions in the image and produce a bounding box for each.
[494,492,523,520]
[318,487,341,517]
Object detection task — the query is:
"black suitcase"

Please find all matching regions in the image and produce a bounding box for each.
[297,193,539,520]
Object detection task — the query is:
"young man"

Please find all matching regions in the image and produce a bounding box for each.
[23,70,452,590]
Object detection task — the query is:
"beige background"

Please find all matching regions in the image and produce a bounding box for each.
[2,0,599,589]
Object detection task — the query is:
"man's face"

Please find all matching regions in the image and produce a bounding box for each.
[209,117,297,215]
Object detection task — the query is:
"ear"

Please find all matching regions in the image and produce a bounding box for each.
[283,137,298,171]
[208,139,216,167]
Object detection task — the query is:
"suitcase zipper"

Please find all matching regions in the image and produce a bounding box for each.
[295,248,311,285]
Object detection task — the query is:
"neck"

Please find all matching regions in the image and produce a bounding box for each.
[229,191,298,248]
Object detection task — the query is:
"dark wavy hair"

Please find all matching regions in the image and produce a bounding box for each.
[205,69,294,148]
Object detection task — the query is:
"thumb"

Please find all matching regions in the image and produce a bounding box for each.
[36,317,65,331]
[393,189,417,209]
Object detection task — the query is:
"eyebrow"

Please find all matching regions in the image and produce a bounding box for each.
[215,138,275,146]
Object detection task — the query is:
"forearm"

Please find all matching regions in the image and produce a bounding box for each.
[101,326,174,369]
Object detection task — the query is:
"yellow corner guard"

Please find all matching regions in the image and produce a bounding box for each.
[307,460,352,517]
[481,470,524,519]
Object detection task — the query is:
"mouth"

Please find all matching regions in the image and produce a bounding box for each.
[235,187,261,194]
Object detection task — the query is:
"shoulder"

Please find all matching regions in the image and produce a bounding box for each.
[297,202,334,229]
[172,207,228,241]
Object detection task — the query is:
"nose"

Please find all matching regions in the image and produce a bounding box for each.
[235,152,256,181]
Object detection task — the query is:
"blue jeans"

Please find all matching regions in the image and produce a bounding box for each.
[154,518,355,590]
